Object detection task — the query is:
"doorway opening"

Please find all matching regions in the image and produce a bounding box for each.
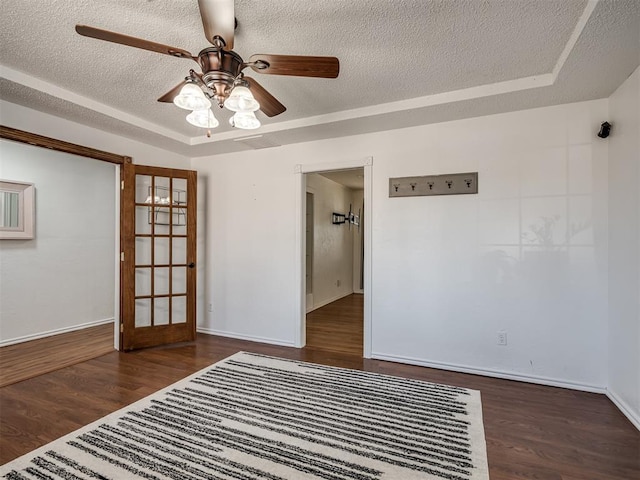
[303,168,365,356]
[0,127,128,385]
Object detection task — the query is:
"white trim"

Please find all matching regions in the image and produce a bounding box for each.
[294,169,306,347]
[113,164,121,351]
[551,0,599,80]
[1,66,190,144]
[196,328,296,347]
[190,75,555,147]
[294,157,373,356]
[298,156,373,174]
[362,159,373,359]
[371,352,607,394]
[306,291,354,313]
[0,318,115,347]
[606,388,640,431]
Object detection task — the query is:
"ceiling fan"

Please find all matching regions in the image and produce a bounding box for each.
[75,0,339,132]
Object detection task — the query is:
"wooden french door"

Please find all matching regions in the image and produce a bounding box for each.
[120,163,197,350]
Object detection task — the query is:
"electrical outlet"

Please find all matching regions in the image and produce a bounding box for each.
[336,279,341,287]
[208,303,213,313]
[497,331,507,346]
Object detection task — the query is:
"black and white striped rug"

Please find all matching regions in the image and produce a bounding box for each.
[1,352,489,480]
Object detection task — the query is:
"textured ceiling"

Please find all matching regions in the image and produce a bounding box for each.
[318,169,365,191]
[1,0,638,157]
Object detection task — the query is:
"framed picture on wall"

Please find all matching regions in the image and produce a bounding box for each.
[0,180,35,239]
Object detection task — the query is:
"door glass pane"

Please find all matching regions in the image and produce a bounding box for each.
[135,206,152,235]
[135,268,151,296]
[154,297,170,325]
[154,222,170,235]
[135,298,151,327]
[173,178,187,205]
[172,266,186,294]
[173,209,187,236]
[172,207,187,231]
[154,267,170,295]
[172,296,187,324]
[135,237,151,265]
[172,237,186,265]
[154,176,170,194]
[154,237,170,265]
[135,175,152,204]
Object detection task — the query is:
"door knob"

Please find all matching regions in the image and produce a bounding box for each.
[188,262,195,268]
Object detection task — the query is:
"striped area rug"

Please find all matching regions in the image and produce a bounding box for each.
[1,352,489,480]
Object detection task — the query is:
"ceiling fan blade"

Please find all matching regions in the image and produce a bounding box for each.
[198,0,234,50]
[157,80,188,103]
[248,54,339,78]
[75,25,196,61]
[245,77,286,117]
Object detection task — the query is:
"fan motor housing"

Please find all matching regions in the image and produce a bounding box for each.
[198,48,245,106]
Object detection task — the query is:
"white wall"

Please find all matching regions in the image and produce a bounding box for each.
[194,155,298,345]
[193,99,609,390]
[306,173,354,310]
[0,140,116,343]
[608,66,640,428]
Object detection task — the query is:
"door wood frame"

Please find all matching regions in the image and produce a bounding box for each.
[120,164,197,351]
[294,156,373,358]
[1,125,130,351]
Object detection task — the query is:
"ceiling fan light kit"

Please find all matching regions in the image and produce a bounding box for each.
[173,83,212,111]
[230,111,261,130]
[224,85,260,113]
[186,108,219,129]
[75,0,339,135]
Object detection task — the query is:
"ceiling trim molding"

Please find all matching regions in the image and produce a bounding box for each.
[191,73,555,146]
[552,0,599,80]
[1,66,191,144]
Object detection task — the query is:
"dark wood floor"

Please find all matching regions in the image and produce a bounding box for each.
[306,293,363,355]
[0,323,115,387]
[1,316,638,478]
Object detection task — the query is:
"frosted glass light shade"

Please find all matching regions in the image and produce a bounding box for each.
[174,83,211,110]
[186,109,219,128]
[231,111,261,130]
[224,85,259,112]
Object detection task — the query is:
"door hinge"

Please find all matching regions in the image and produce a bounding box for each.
[121,180,125,190]
[120,252,124,262]
[120,323,124,333]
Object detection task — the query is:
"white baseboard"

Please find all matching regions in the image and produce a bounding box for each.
[197,327,296,348]
[371,352,606,394]
[0,318,115,347]
[306,291,354,313]
[606,388,640,431]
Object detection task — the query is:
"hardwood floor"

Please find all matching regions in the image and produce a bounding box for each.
[306,293,363,355]
[1,327,638,478]
[0,323,115,387]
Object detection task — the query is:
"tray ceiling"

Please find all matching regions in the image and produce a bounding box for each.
[1,0,638,156]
